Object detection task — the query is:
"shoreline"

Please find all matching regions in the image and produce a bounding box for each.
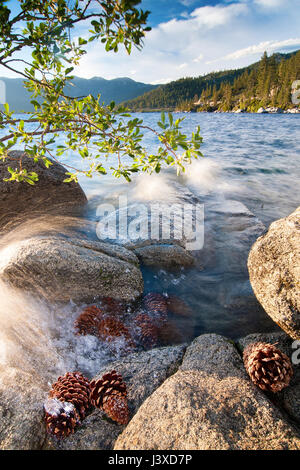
[122,108,300,114]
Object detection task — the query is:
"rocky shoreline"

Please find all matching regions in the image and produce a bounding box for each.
[2,331,299,450]
[137,108,300,114]
[191,107,300,114]
[0,152,299,450]
[220,107,300,114]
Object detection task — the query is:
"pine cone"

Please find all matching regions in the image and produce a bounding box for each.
[143,293,168,326]
[49,371,91,420]
[166,295,193,318]
[90,370,129,425]
[74,305,103,336]
[44,397,80,439]
[158,320,183,346]
[243,342,293,393]
[101,297,125,317]
[135,313,158,349]
[98,317,135,349]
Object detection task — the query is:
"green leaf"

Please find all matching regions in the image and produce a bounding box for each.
[96,165,107,174]
[30,100,40,108]
[0,1,202,186]
[65,67,74,75]
[78,37,87,46]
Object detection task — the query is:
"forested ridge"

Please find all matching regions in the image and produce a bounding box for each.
[122,50,300,112]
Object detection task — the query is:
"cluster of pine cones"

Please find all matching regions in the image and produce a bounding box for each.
[134,293,169,349]
[75,304,135,351]
[46,292,295,440]
[74,293,188,352]
[44,370,129,439]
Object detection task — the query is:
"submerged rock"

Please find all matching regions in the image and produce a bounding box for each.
[205,199,266,275]
[0,234,143,303]
[96,183,204,269]
[134,244,194,269]
[0,151,87,233]
[115,334,300,450]
[248,206,300,340]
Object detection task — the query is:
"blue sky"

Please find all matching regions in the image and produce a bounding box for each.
[2,0,300,84]
[141,0,241,26]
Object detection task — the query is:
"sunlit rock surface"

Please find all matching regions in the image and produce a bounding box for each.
[248,206,300,340]
[115,334,300,450]
[0,235,143,303]
[0,151,87,233]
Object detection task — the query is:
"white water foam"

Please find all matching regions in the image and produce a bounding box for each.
[183,158,243,195]
[0,281,64,383]
[0,278,127,389]
[131,172,176,202]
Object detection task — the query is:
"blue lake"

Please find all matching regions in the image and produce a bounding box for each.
[1,113,299,341]
[76,112,300,339]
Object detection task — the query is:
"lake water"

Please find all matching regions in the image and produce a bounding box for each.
[0,113,299,371]
[73,112,300,340]
[73,112,300,227]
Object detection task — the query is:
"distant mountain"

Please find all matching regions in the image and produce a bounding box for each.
[122,50,300,112]
[0,76,158,112]
[65,77,158,104]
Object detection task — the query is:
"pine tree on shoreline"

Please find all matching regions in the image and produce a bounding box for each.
[123,50,300,113]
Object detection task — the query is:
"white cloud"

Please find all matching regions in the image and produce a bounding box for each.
[190,4,248,29]
[254,0,285,8]
[1,0,300,84]
[179,0,197,6]
[150,78,173,85]
[193,54,204,63]
[69,0,300,84]
[158,4,248,36]
[223,38,300,60]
